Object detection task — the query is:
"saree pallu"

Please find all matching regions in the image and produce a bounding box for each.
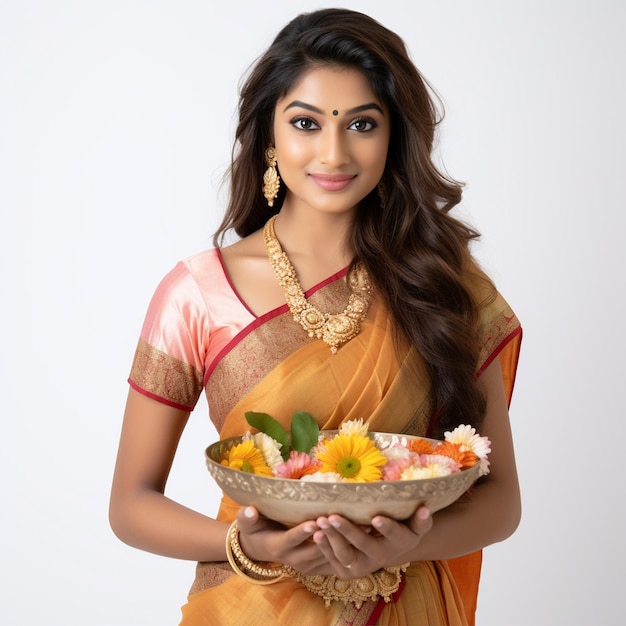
[177,284,521,626]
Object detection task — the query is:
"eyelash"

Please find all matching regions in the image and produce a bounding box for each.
[349,117,378,132]
[289,116,378,132]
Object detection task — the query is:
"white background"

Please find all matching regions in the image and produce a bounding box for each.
[1,1,624,624]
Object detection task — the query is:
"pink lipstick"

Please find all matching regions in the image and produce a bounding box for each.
[309,173,356,191]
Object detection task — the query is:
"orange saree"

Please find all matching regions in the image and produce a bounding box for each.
[180,282,520,626]
[129,251,521,626]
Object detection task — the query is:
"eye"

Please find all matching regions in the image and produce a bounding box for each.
[349,117,378,132]
[290,116,319,131]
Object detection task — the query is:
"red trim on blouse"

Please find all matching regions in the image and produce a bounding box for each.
[215,248,258,318]
[203,263,350,385]
[128,379,195,412]
[476,326,523,377]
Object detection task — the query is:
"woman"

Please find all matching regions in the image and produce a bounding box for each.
[110,8,522,625]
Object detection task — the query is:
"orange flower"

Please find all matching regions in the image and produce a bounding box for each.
[434,441,478,469]
[407,438,435,455]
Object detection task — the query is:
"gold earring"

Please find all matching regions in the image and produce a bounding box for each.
[377,180,388,209]
[263,147,280,207]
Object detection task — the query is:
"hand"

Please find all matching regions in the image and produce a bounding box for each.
[311,506,433,579]
[235,506,328,575]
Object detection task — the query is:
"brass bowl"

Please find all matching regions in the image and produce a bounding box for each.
[205,432,480,526]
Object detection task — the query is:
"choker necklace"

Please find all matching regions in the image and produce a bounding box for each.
[264,215,371,354]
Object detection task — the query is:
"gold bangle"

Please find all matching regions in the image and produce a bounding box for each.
[225,521,289,585]
[224,520,409,606]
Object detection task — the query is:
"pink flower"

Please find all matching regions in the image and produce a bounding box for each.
[274,451,321,479]
[419,454,461,474]
[382,453,418,481]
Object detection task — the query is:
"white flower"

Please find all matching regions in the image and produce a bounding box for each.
[373,433,407,450]
[444,424,491,459]
[479,457,491,477]
[382,444,414,462]
[419,454,460,473]
[251,432,283,471]
[401,463,453,480]
[372,433,391,450]
[339,418,369,437]
[300,471,346,483]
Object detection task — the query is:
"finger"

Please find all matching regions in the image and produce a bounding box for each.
[312,527,339,563]
[282,520,319,548]
[315,516,362,568]
[324,514,389,553]
[236,506,267,533]
[292,541,335,575]
[407,506,433,536]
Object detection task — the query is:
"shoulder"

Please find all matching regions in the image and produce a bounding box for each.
[155,248,226,299]
[142,248,228,327]
[219,228,266,262]
[467,262,522,372]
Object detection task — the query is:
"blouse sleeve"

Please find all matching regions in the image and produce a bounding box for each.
[128,261,209,411]
[476,290,522,406]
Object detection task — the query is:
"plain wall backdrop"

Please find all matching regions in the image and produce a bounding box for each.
[1,1,624,624]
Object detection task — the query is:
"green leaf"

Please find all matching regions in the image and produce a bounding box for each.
[244,411,290,460]
[290,411,320,454]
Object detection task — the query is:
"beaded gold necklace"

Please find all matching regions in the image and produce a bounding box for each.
[263,215,371,354]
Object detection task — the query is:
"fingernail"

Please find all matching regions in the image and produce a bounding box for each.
[244,507,255,519]
[330,519,341,529]
[418,507,430,520]
[372,518,383,529]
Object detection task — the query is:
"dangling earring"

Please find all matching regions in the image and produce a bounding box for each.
[263,147,281,207]
[377,180,388,209]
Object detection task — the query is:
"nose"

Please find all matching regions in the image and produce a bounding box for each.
[318,127,349,167]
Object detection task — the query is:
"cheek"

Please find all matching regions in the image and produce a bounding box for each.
[361,144,388,175]
[276,144,311,179]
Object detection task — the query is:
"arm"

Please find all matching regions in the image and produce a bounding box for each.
[309,356,521,576]
[109,388,323,568]
[407,354,520,559]
[109,388,229,561]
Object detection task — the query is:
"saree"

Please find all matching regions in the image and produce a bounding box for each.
[129,249,521,626]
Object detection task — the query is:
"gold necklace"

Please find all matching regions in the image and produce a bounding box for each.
[263,215,371,354]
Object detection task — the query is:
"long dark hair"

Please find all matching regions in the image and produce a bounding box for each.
[214,8,495,435]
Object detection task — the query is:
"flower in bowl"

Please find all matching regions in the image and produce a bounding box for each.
[206,413,490,525]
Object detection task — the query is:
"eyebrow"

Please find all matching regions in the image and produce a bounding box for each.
[282,100,384,115]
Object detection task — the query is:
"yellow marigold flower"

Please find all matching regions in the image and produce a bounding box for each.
[316,434,386,482]
[221,440,274,477]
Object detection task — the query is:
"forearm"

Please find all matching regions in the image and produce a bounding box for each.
[407,476,521,562]
[109,490,229,562]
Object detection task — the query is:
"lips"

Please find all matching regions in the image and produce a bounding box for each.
[309,173,357,191]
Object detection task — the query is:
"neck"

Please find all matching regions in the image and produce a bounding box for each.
[272,207,355,267]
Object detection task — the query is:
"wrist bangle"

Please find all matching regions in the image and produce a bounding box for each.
[225,520,408,607]
[225,521,290,585]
